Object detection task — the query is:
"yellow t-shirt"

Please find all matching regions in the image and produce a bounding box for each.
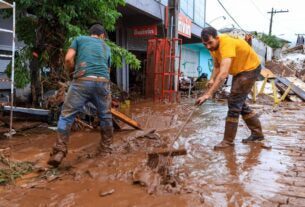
[210,34,260,76]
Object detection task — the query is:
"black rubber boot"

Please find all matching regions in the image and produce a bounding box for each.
[98,126,113,155]
[47,133,69,167]
[214,118,238,150]
[242,114,264,143]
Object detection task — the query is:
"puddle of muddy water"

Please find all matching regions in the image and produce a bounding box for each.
[168,100,294,206]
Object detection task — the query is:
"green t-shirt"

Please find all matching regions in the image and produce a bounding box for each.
[70,36,111,79]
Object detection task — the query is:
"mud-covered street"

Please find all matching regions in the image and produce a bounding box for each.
[0,99,305,207]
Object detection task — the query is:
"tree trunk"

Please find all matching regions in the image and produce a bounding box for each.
[30,58,41,107]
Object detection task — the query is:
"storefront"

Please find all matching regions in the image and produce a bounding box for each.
[112,0,211,94]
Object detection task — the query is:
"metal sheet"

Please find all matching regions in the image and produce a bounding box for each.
[3,106,50,116]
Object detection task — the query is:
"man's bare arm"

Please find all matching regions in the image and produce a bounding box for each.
[196,58,231,105]
[206,60,220,88]
[65,48,76,73]
[206,58,231,96]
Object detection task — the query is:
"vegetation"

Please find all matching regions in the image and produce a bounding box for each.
[0,155,34,185]
[254,32,286,49]
[1,0,140,104]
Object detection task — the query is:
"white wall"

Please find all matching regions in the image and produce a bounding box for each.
[252,37,273,66]
[181,46,199,77]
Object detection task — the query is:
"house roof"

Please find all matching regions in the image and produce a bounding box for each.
[218,27,236,34]
[252,32,291,43]
[276,36,291,43]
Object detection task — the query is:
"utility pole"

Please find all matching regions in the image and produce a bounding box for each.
[268,8,289,36]
[167,0,179,38]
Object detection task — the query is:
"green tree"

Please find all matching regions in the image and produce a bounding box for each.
[257,34,285,49]
[2,0,140,105]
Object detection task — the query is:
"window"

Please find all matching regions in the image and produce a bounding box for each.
[155,0,168,6]
[194,0,205,27]
[180,0,205,27]
[180,0,194,19]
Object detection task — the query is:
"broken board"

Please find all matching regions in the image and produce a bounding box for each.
[276,77,305,101]
[261,68,276,79]
[111,108,142,130]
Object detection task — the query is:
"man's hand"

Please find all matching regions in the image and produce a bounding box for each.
[195,94,211,106]
[65,48,76,73]
[206,79,214,88]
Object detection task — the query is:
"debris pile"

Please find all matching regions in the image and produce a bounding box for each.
[268,45,305,82]
[265,61,296,77]
[0,81,137,136]
[247,44,305,106]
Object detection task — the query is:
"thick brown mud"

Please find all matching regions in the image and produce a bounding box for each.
[1,99,305,206]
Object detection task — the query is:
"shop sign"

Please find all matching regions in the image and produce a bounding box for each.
[132,25,157,37]
[178,13,192,38]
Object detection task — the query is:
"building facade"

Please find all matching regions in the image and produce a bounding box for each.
[0,0,211,95]
[116,0,211,93]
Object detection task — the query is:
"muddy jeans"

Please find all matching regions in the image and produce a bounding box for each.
[227,65,261,121]
[57,80,112,136]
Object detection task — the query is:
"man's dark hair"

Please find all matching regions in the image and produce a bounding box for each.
[201,27,218,42]
[89,24,106,36]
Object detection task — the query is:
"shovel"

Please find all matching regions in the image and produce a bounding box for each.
[147,106,199,172]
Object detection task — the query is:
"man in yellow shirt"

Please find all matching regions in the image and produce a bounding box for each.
[196,27,264,150]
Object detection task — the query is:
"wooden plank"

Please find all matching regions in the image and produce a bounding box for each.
[276,77,305,101]
[261,68,276,79]
[110,108,142,130]
[148,148,187,157]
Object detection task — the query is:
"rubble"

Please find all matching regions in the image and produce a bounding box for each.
[266,46,305,82]
[265,61,296,77]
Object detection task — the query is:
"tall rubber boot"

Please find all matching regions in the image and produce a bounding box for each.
[47,133,69,167]
[98,126,113,155]
[242,114,264,143]
[214,118,239,150]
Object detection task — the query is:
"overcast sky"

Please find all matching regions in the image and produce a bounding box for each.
[206,0,304,43]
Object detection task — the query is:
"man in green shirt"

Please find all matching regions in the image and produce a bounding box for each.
[48,24,113,167]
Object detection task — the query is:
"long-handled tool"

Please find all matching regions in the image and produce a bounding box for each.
[147,106,198,173]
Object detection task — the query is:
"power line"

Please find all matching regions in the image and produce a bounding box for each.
[248,0,267,19]
[249,0,269,20]
[247,0,294,37]
[216,0,245,32]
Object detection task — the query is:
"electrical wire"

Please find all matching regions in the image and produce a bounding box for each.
[216,0,246,32]
[248,0,269,19]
